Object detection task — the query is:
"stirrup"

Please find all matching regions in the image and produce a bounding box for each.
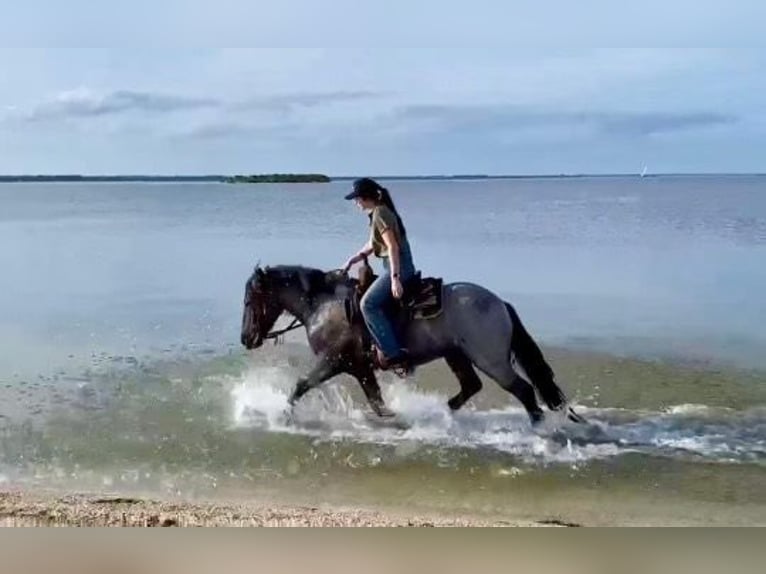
[373,347,412,378]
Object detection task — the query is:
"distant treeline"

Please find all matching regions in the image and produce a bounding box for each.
[0,175,225,183]
[0,174,332,184]
[224,174,331,183]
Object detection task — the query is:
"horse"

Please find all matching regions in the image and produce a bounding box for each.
[240,263,585,426]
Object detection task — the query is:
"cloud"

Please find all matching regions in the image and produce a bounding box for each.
[178,99,738,147]
[183,122,249,139]
[181,122,292,140]
[231,90,384,112]
[392,104,737,136]
[20,89,220,122]
[598,112,737,135]
[4,88,385,131]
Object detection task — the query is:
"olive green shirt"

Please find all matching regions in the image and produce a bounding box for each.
[370,205,401,258]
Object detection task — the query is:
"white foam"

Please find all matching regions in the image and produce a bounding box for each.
[231,367,293,431]
[665,404,725,416]
[228,367,766,466]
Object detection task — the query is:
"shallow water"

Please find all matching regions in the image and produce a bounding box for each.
[0,343,763,524]
[0,177,764,523]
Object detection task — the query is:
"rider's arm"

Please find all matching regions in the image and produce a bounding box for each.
[355,240,373,261]
[345,240,373,270]
[382,230,400,279]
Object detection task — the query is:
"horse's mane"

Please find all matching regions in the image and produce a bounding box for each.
[263,264,349,297]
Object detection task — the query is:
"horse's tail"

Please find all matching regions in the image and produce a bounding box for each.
[505,302,567,411]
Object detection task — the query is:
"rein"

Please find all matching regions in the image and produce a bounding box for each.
[263,316,302,344]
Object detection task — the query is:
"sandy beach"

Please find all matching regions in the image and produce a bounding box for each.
[0,489,555,527]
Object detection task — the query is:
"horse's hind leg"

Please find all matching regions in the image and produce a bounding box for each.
[503,302,585,424]
[467,356,544,425]
[444,350,483,411]
[503,372,544,425]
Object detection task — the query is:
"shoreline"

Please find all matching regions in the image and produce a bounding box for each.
[0,489,554,527]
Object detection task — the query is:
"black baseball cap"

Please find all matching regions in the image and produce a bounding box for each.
[344,177,379,200]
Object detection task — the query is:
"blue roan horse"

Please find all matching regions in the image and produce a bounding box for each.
[241,263,584,426]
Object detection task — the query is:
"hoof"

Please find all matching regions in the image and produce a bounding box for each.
[447,397,462,411]
[566,407,586,424]
[529,411,544,427]
[281,406,296,426]
[373,404,396,418]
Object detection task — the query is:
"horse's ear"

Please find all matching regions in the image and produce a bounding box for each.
[255,268,268,289]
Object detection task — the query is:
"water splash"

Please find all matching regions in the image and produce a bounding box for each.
[230,368,766,467]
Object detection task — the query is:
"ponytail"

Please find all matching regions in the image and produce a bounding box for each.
[376,184,407,237]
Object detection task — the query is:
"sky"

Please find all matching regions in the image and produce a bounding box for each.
[1,1,765,175]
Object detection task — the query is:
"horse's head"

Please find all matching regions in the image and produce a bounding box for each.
[241,265,284,350]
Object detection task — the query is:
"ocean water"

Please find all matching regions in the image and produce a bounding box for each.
[0,177,764,523]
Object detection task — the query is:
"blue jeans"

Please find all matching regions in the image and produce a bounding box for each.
[360,244,416,359]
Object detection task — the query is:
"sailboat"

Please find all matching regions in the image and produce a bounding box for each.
[640,165,648,178]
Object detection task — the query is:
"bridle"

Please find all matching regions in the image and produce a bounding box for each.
[245,277,303,345]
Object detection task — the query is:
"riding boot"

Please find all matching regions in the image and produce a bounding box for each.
[373,347,412,378]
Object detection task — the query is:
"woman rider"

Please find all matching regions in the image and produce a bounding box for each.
[342,177,416,370]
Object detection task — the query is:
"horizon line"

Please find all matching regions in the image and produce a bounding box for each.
[1,171,765,180]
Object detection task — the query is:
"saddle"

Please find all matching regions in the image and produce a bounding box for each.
[344,258,444,344]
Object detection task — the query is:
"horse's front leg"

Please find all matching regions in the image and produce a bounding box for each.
[349,363,395,418]
[288,355,341,407]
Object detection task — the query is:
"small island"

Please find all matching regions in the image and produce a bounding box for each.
[224,173,330,184]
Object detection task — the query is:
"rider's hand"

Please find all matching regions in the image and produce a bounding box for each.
[391,276,404,299]
[342,258,355,274]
